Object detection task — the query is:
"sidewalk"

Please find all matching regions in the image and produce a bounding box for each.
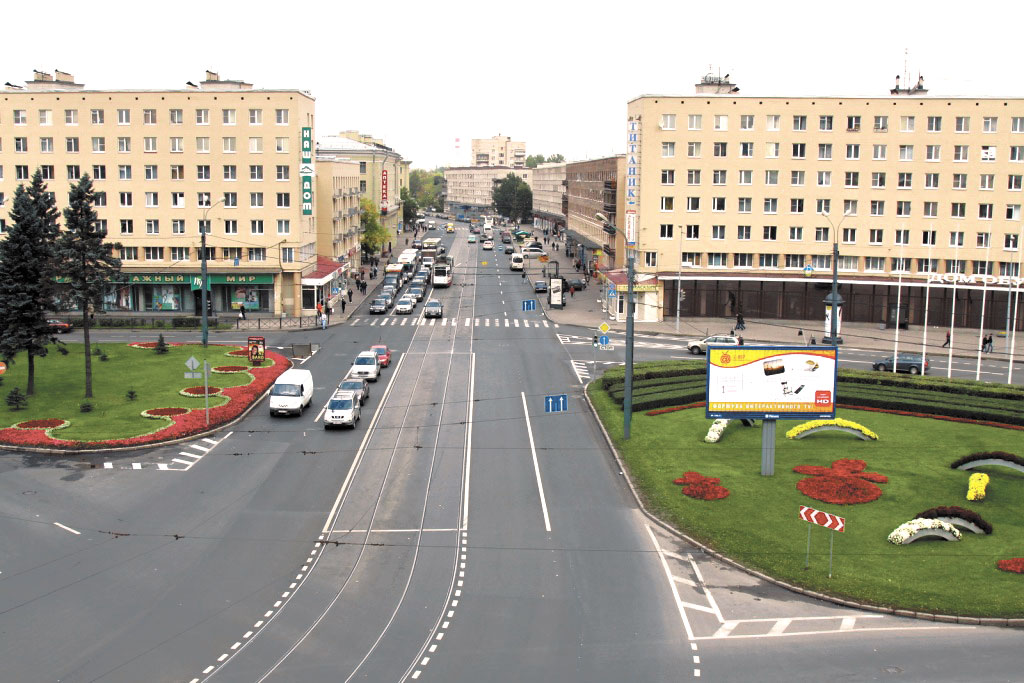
[521,247,1021,364]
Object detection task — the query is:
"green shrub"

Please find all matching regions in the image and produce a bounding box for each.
[6,387,27,411]
[79,402,93,413]
[172,316,202,328]
[154,334,169,355]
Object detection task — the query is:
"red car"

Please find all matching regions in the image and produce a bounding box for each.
[47,319,73,334]
[370,344,392,368]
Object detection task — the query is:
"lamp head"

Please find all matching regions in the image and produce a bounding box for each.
[595,212,609,224]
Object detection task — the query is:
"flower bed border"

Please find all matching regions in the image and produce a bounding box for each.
[13,418,69,430]
[915,506,992,535]
[888,518,963,545]
[997,558,1024,574]
[786,418,878,441]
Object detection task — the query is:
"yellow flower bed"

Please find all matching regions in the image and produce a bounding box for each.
[785,418,879,440]
[967,472,990,501]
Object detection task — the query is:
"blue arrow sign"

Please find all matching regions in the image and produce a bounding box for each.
[522,299,537,312]
[599,335,609,346]
[544,394,569,413]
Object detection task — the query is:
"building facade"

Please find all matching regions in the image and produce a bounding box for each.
[312,155,362,303]
[627,85,1024,332]
[0,70,318,315]
[443,166,530,218]
[528,162,567,235]
[317,132,410,254]
[566,156,626,273]
[471,134,526,168]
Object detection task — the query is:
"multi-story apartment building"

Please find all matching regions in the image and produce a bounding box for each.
[0,70,319,316]
[317,132,409,249]
[627,81,1024,331]
[565,156,626,273]
[528,162,567,236]
[443,166,530,218]
[471,134,526,168]
[311,155,362,305]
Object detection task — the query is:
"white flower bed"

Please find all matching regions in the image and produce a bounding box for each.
[887,518,962,545]
[704,419,730,443]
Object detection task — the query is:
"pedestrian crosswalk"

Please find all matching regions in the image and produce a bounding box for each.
[348,317,556,328]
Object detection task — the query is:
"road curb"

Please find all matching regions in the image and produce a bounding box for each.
[581,384,1022,629]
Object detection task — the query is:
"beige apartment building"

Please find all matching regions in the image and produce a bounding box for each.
[565,156,626,274]
[528,162,567,235]
[0,70,319,316]
[472,134,526,168]
[317,132,410,250]
[443,166,530,218]
[310,155,362,304]
[627,82,1024,331]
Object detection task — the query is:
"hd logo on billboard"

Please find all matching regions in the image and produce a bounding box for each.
[301,127,314,216]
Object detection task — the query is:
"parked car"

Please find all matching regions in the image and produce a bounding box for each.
[534,280,548,293]
[395,297,415,314]
[424,299,443,318]
[412,239,424,249]
[521,247,546,259]
[370,344,392,367]
[47,319,73,334]
[323,390,360,429]
[686,334,741,355]
[872,353,929,375]
[338,377,370,405]
[369,298,389,314]
[566,278,587,291]
[349,351,381,382]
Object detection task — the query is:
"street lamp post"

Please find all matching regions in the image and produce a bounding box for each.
[597,212,635,439]
[200,198,225,347]
[820,210,851,345]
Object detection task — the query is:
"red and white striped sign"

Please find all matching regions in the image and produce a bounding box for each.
[799,505,846,532]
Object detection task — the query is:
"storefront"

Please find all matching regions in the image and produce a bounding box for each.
[104,273,275,314]
[300,256,344,311]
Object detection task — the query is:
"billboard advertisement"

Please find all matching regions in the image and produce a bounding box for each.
[706,346,838,419]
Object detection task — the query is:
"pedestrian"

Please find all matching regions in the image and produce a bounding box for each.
[316,302,323,319]
[736,313,746,331]
[238,306,246,321]
[521,270,526,280]
[340,298,346,314]
[738,336,745,346]
[984,334,993,353]
[348,288,353,303]
[569,285,575,298]
[321,310,327,330]
[942,330,951,348]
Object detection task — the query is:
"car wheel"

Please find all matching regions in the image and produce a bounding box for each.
[690,346,701,355]
[909,366,920,375]
[876,364,887,372]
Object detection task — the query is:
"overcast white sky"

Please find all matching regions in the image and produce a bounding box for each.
[5,0,1021,169]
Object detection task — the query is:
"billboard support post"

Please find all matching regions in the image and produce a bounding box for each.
[804,524,812,570]
[761,419,776,476]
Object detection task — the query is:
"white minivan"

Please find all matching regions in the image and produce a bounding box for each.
[269,368,314,416]
[509,254,525,271]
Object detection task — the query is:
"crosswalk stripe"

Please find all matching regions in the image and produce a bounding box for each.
[467,318,473,327]
[504,319,510,327]
[485,319,490,326]
[429,318,435,326]
[543,320,550,327]
[401,318,407,325]
[514,319,520,327]
[442,318,448,326]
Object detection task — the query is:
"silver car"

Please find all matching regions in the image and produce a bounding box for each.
[686,334,741,355]
[338,377,370,405]
[323,390,360,429]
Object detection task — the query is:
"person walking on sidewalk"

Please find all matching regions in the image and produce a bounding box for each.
[735,313,746,331]
[942,330,951,348]
[569,285,575,298]
[348,288,353,303]
[340,298,346,314]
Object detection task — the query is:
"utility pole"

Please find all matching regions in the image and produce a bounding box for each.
[200,198,225,347]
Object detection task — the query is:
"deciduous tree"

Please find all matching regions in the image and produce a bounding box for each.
[359,197,390,254]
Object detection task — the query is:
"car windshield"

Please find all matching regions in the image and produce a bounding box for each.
[427,302,441,308]
[271,383,301,397]
[328,398,353,410]
[340,382,362,391]
[355,357,375,365]
[373,348,387,355]
[372,299,386,306]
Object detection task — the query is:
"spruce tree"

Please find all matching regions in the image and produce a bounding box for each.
[0,170,61,395]
[54,175,122,398]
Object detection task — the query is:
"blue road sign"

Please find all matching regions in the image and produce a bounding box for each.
[599,335,610,346]
[522,299,537,312]
[544,394,569,413]
[607,286,616,299]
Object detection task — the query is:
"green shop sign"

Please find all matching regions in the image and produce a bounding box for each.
[125,273,274,285]
[301,126,314,216]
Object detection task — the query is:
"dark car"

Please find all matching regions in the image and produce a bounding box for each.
[369,298,389,314]
[47,319,73,334]
[872,353,929,375]
[534,281,548,293]
[566,278,587,291]
[424,299,443,318]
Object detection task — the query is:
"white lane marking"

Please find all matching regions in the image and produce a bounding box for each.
[202,438,218,445]
[441,318,448,326]
[841,616,856,631]
[680,601,718,614]
[695,624,966,641]
[543,320,550,327]
[179,451,202,459]
[645,525,696,641]
[329,528,460,534]
[768,619,791,635]
[463,353,475,530]
[504,318,509,327]
[570,360,590,384]
[514,319,520,327]
[53,522,81,535]
[103,462,113,469]
[485,318,490,327]
[172,458,194,466]
[157,463,169,470]
[688,553,724,623]
[673,575,699,588]
[190,444,211,452]
[429,319,435,326]
[466,317,472,326]
[131,462,142,470]
[520,391,552,532]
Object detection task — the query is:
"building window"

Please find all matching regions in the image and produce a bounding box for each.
[275,109,289,125]
[951,202,966,218]
[120,247,137,260]
[899,145,913,161]
[869,228,883,245]
[759,253,779,269]
[980,174,995,190]
[222,108,236,125]
[249,248,267,262]
[737,225,751,240]
[897,172,912,189]
[223,247,242,261]
[815,227,830,242]
[711,225,725,240]
[251,220,264,235]
[953,145,969,162]
[819,115,833,131]
[764,198,778,214]
[789,226,803,241]
[739,142,753,157]
[896,200,910,216]
[121,219,134,235]
[277,219,291,235]
[249,108,262,125]
[250,192,264,208]
[197,192,211,208]
[922,230,937,246]
[925,172,939,189]
[659,224,674,239]
[952,173,967,190]
[765,170,779,185]
[1012,146,1024,162]
[223,192,237,208]
[923,201,938,217]
[846,144,860,160]
[792,143,806,159]
[974,260,993,275]
[280,247,294,263]
[276,192,290,208]
[766,142,780,158]
[687,169,701,185]
[762,225,777,241]
[1013,117,1024,133]
[93,137,107,153]
[708,253,727,267]
[662,142,676,158]
[644,251,658,267]
[195,137,210,153]
[792,115,806,131]
[170,137,183,153]
[275,137,289,153]
[738,197,752,213]
[66,137,80,153]
[977,232,991,248]
[790,198,804,213]
[117,109,130,125]
[168,108,182,124]
[817,170,831,187]
[871,172,886,189]
[119,191,132,207]
[981,146,996,162]
[250,165,264,181]
[118,164,132,180]
[842,228,856,244]
[785,254,804,269]
[926,115,942,132]
[865,256,885,272]
[661,169,675,185]
[223,220,238,235]
[1007,204,1021,221]
[900,115,915,132]
[1001,262,1022,277]
[93,191,105,206]
[739,114,754,130]
[873,144,887,160]
[684,196,699,211]
[713,141,727,157]
[171,191,185,208]
[169,247,189,262]
[276,165,290,181]
[223,137,236,153]
[249,137,263,153]
[811,254,831,270]
[688,114,702,130]
[145,192,158,208]
[40,138,54,153]
[838,255,858,271]
[660,113,676,130]
[818,143,832,160]
[734,253,753,268]
[791,170,805,186]
[845,171,859,188]
[895,229,909,245]
[979,203,993,219]
[66,164,81,180]
[983,116,998,133]
[874,115,888,131]
[197,165,211,181]
[686,224,700,239]
[816,199,830,214]
[194,108,209,125]
[92,164,105,180]
[1009,175,1022,191]
[843,199,857,215]
[224,165,237,181]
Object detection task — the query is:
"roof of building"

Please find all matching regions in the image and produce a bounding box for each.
[318,136,402,158]
[308,255,343,280]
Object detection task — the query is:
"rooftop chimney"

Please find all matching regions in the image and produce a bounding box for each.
[199,71,253,91]
[24,69,84,91]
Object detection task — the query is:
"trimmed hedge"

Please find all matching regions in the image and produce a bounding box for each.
[599,360,704,390]
[950,451,1024,469]
[839,369,1024,400]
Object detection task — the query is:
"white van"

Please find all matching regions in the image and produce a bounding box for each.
[269,369,314,416]
[509,254,525,271]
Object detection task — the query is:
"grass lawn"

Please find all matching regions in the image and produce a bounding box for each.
[589,384,1024,618]
[0,343,255,442]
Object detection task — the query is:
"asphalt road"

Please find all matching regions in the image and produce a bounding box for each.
[0,221,1019,682]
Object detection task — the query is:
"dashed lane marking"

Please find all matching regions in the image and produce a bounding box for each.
[103,431,233,471]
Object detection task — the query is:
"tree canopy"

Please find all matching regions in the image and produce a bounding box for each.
[400,186,418,226]
[525,154,564,168]
[410,169,444,211]
[492,173,533,223]
[359,197,390,253]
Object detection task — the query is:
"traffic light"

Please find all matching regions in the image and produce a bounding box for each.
[593,335,599,347]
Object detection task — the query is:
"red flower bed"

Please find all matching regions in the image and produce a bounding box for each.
[225,349,250,357]
[143,408,189,417]
[646,402,707,416]
[673,471,730,500]
[997,558,1024,574]
[793,458,888,505]
[213,365,249,373]
[181,385,222,396]
[0,346,290,450]
[15,419,67,429]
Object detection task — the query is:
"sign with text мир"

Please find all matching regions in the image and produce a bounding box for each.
[301,127,314,216]
[706,346,838,420]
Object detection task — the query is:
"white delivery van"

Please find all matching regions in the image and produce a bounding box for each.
[269,368,314,416]
[509,254,525,271]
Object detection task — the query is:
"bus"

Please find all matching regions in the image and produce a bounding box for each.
[422,237,442,253]
[432,258,453,288]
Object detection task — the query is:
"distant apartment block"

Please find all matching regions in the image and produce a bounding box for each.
[472,134,526,168]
